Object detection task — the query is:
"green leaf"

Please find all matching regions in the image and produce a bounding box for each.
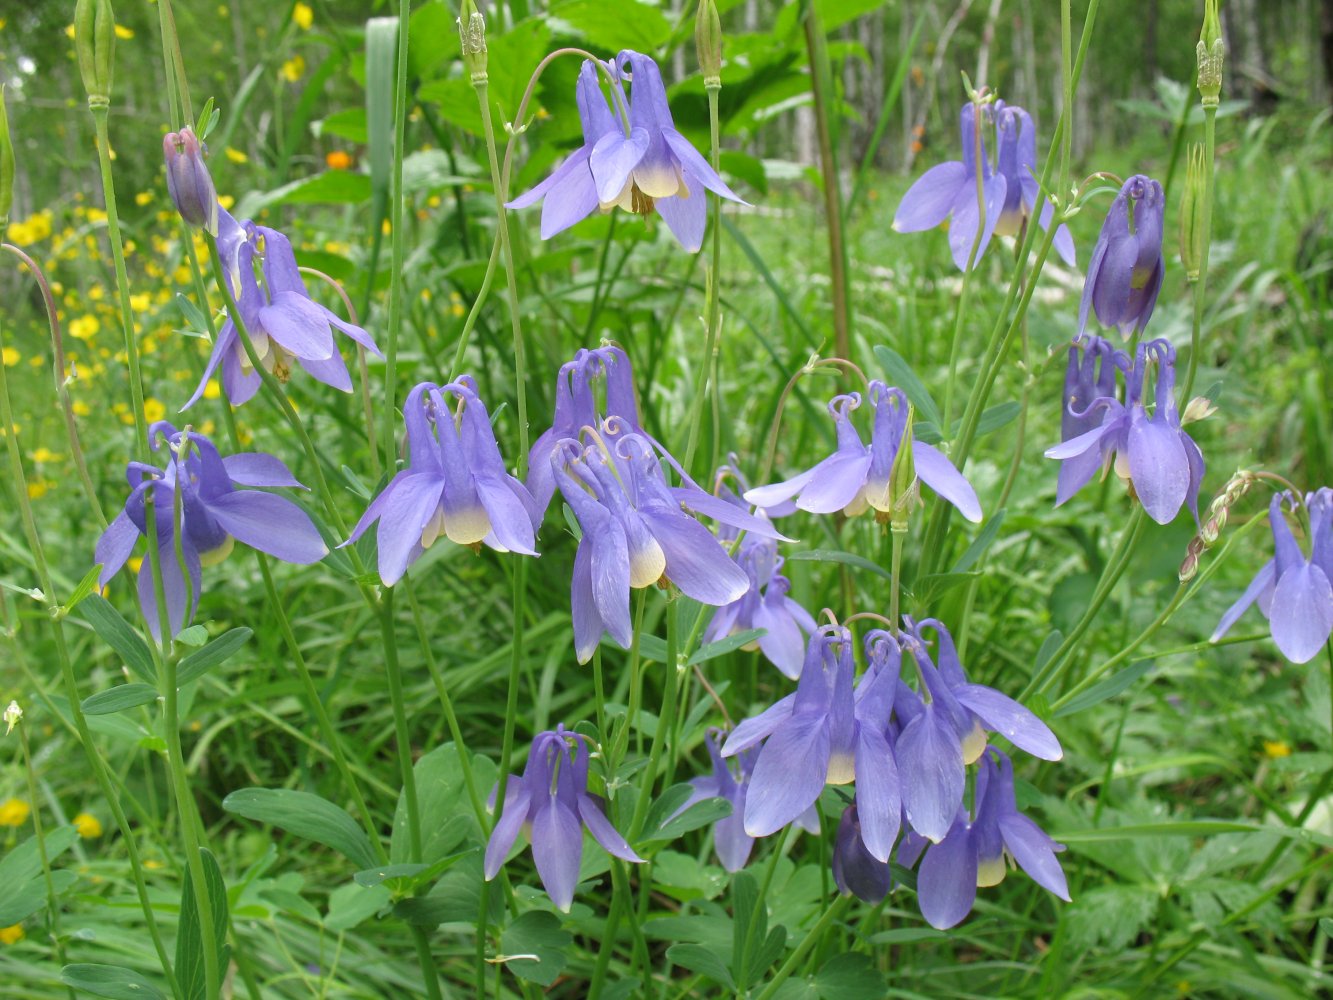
[365,16,398,214]
[222,788,378,870]
[687,630,764,666]
[325,882,391,932]
[952,510,1006,573]
[720,150,768,195]
[391,742,494,866]
[316,108,368,144]
[81,594,156,684]
[787,548,891,582]
[0,870,77,925]
[667,943,734,988]
[59,965,167,1000]
[550,0,672,52]
[815,953,886,1000]
[177,628,252,686]
[354,863,427,887]
[644,796,733,846]
[81,683,158,716]
[1053,660,1154,718]
[237,171,372,216]
[175,625,209,647]
[175,849,229,1000]
[64,564,103,612]
[873,346,942,429]
[499,910,572,987]
[0,826,79,888]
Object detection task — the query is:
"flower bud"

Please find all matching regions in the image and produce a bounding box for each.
[695,0,723,89]
[888,405,919,532]
[457,0,487,84]
[74,0,116,108]
[163,126,218,236]
[1178,144,1206,282]
[1179,552,1199,583]
[3,699,20,736]
[1201,511,1224,545]
[0,87,14,229]
[1196,0,1224,107]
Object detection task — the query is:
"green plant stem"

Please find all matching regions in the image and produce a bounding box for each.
[493,559,529,828]
[888,526,905,630]
[740,826,791,984]
[753,896,852,1000]
[0,320,179,993]
[1182,105,1217,401]
[609,589,649,783]
[379,0,412,469]
[19,724,75,999]
[629,598,680,841]
[588,859,632,999]
[380,589,421,860]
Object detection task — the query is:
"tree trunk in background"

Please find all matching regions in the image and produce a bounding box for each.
[1321,0,1333,100]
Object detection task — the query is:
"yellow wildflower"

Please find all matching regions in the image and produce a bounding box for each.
[128,556,143,574]
[114,24,133,39]
[1,347,18,367]
[130,293,151,313]
[69,315,100,341]
[135,191,154,206]
[26,480,51,500]
[281,55,306,83]
[225,147,248,164]
[219,194,235,210]
[31,448,62,463]
[0,924,23,945]
[73,813,103,839]
[0,798,30,827]
[143,398,166,423]
[1263,740,1291,759]
[203,381,221,401]
[73,401,91,417]
[293,2,313,30]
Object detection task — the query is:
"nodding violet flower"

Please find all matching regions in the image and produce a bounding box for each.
[1078,174,1166,339]
[722,626,903,862]
[896,620,1061,843]
[95,423,327,638]
[1212,490,1333,664]
[553,429,784,663]
[163,126,217,235]
[670,728,818,872]
[508,51,747,252]
[1054,336,1127,506]
[184,216,382,409]
[914,749,1069,930]
[745,382,982,524]
[1044,339,1205,525]
[893,100,1074,271]
[832,800,897,904]
[344,379,539,586]
[484,726,642,912]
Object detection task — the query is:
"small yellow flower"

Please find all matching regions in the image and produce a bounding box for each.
[73,813,103,839]
[135,191,154,207]
[26,480,51,500]
[128,556,143,574]
[1263,740,1291,759]
[203,381,221,401]
[31,448,62,463]
[73,400,91,417]
[130,293,151,313]
[1,347,18,367]
[281,55,306,83]
[143,398,166,423]
[0,924,23,945]
[114,24,133,39]
[69,315,100,341]
[0,798,30,827]
[144,858,163,870]
[225,147,248,165]
[325,150,353,171]
[293,2,313,30]
[64,24,75,39]
[219,194,235,210]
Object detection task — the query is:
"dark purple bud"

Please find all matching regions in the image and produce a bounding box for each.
[163,126,218,236]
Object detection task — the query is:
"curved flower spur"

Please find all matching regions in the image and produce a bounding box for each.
[484,725,642,913]
[552,428,786,662]
[95,422,327,638]
[344,379,540,587]
[745,381,982,524]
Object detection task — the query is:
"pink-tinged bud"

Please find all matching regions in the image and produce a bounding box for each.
[163,127,218,236]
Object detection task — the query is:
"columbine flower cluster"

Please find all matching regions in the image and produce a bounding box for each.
[1045,337,1205,525]
[707,620,1066,928]
[96,422,327,638]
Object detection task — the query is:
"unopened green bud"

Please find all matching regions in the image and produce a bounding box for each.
[695,0,723,89]
[0,87,14,228]
[888,405,918,532]
[74,0,116,108]
[1178,144,1206,281]
[457,0,487,84]
[1196,0,1224,107]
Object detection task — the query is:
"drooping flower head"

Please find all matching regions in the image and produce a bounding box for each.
[344,378,539,586]
[914,748,1069,930]
[893,100,1074,271]
[507,50,747,252]
[484,725,643,912]
[670,727,819,873]
[832,799,894,904]
[722,625,902,862]
[184,214,382,409]
[1044,338,1205,525]
[1078,174,1166,339]
[95,422,327,638]
[745,381,982,524]
[553,428,782,662]
[163,125,217,235]
[1212,489,1333,664]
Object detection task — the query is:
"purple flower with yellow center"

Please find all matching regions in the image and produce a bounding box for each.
[1212,489,1333,664]
[484,725,643,912]
[745,381,982,524]
[1045,339,1205,525]
[184,221,381,409]
[1078,174,1166,339]
[671,727,818,873]
[553,430,782,662]
[163,125,217,235]
[95,422,327,638]
[896,620,1061,843]
[722,626,902,861]
[914,749,1069,930]
[345,378,538,586]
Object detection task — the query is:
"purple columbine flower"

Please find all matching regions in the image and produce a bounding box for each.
[893,101,1074,271]
[1044,339,1205,525]
[553,429,782,663]
[95,422,327,638]
[344,379,539,586]
[722,626,902,862]
[1212,489,1333,663]
[745,382,982,524]
[484,725,643,912]
[184,217,382,409]
[1054,336,1128,506]
[896,620,1061,843]
[831,800,894,903]
[163,126,217,235]
[1078,174,1165,339]
[915,749,1069,930]
[671,727,818,872]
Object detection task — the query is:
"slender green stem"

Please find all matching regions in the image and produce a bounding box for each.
[380,589,422,861]
[494,559,529,827]
[609,589,649,782]
[379,0,412,469]
[19,724,75,999]
[588,860,631,999]
[753,896,852,1000]
[739,826,791,985]
[1182,106,1217,402]
[629,598,680,841]
[888,526,905,630]
[448,234,502,380]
